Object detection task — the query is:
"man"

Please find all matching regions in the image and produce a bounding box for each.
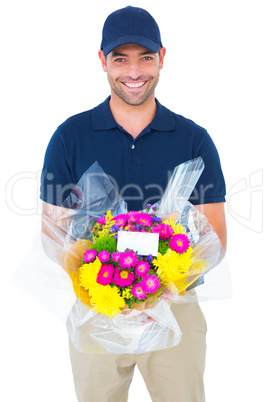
[40,6,226,402]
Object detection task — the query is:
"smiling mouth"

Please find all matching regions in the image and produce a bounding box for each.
[122,81,146,88]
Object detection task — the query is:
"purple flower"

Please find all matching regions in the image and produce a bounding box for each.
[110,224,120,233]
[151,216,162,224]
[135,224,142,231]
[146,254,153,264]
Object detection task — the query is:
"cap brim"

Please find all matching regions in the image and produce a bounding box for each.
[102,35,161,56]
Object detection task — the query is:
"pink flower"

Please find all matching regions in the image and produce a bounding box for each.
[140,275,160,294]
[112,252,121,262]
[112,214,128,227]
[125,225,137,232]
[131,283,147,300]
[97,264,114,285]
[135,213,152,227]
[84,249,97,263]
[98,250,110,263]
[97,216,106,225]
[113,269,135,287]
[127,211,140,224]
[135,261,150,277]
[119,250,138,269]
[150,223,174,240]
[169,234,190,254]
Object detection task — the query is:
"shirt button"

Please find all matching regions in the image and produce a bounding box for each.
[131,144,135,149]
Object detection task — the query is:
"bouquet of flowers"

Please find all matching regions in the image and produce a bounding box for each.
[41,158,227,354]
[66,206,207,320]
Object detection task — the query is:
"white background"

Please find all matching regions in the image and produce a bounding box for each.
[1,0,267,401]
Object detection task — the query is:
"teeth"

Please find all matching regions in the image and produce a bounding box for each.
[124,82,145,88]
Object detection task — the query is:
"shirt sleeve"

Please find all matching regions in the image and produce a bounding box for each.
[189,130,226,205]
[40,127,75,206]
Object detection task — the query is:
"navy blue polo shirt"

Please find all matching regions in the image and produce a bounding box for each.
[40,97,226,211]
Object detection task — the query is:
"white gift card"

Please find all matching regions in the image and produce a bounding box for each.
[117,231,159,256]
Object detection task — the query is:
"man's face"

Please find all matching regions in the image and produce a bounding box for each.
[99,44,166,106]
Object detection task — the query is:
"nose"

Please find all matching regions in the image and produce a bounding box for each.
[127,61,143,80]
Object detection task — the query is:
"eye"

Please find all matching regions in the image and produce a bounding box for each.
[143,56,153,61]
[114,58,125,63]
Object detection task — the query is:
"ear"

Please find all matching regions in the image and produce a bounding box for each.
[159,47,166,70]
[98,50,108,72]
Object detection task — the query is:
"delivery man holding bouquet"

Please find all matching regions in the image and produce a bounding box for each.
[41,6,227,402]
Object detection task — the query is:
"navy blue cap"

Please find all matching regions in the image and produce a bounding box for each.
[101,6,163,56]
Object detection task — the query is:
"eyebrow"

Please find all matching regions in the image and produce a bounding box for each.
[110,50,155,58]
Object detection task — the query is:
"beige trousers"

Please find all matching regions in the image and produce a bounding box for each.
[69,302,207,402]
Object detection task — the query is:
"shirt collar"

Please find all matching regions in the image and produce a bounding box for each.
[92,97,175,132]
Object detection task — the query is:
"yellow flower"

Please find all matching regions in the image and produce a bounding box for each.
[153,248,193,285]
[97,210,116,238]
[122,288,132,299]
[176,247,193,270]
[162,219,184,234]
[79,257,102,295]
[105,210,114,222]
[90,285,126,317]
[174,223,184,234]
